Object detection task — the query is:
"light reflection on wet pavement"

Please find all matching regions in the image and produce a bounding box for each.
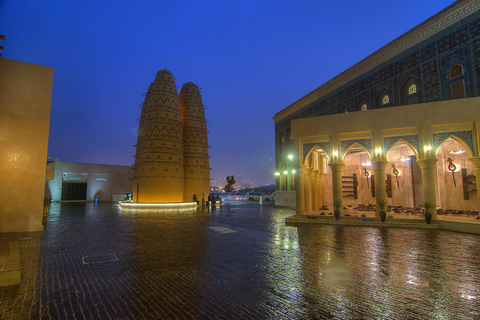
[1,202,479,319]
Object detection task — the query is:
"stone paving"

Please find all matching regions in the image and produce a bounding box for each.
[1,202,480,319]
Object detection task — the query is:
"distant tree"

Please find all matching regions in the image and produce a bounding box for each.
[225,175,236,192]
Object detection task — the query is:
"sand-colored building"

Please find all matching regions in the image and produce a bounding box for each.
[45,159,133,202]
[0,58,53,233]
[273,0,480,220]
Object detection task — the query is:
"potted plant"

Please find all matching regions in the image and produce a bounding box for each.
[377,199,387,222]
[333,199,342,220]
[421,202,433,224]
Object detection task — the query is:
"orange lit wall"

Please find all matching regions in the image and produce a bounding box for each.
[0,58,53,232]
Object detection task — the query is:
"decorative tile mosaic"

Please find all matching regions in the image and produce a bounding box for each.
[340,139,372,159]
[302,142,331,163]
[433,130,474,155]
[384,135,420,156]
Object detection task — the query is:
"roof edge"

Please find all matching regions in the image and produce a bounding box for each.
[273,0,480,123]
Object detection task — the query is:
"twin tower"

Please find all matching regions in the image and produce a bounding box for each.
[133,70,210,203]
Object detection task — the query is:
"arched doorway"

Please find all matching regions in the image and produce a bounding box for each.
[342,143,372,208]
[304,146,330,210]
[385,141,417,208]
[436,137,478,212]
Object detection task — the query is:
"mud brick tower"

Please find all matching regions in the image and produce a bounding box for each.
[180,82,210,201]
[132,70,210,203]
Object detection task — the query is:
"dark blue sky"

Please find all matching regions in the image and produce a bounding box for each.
[0,0,456,184]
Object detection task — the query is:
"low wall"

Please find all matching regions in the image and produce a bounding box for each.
[275,191,296,208]
[435,220,480,235]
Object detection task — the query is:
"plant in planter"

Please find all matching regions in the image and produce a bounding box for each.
[420,202,433,224]
[333,199,343,220]
[377,199,387,222]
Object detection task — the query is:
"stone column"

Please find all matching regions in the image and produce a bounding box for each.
[317,173,324,207]
[312,170,318,211]
[295,164,305,215]
[416,159,438,219]
[469,157,480,210]
[304,167,312,213]
[328,162,345,214]
[372,160,388,217]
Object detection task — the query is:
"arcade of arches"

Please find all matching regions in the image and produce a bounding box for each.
[277,97,480,221]
[295,138,477,217]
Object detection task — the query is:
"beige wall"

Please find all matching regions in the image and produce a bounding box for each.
[46,159,133,202]
[0,58,53,233]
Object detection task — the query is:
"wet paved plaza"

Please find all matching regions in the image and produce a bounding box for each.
[1,202,480,319]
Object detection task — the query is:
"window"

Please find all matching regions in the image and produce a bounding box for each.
[449,64,463,79]
[361,103,367,111]
[408,84,417,95]
[450,80,466,99]
[382,95,390,105]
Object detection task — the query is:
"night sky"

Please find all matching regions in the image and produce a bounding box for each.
[0,0,456,185]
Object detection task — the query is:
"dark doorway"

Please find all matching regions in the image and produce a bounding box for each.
[62,183,87,200]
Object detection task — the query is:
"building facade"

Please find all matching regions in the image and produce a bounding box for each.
[46,159,133,202]
[273,0,480,218]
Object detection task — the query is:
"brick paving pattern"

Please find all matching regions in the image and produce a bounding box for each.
[1,202,480,319]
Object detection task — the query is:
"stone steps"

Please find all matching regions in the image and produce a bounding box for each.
[286,215,439,229]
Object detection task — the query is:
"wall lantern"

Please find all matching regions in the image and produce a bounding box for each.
[291,169,296,174]
[288,154,293,160]
[275,172,280,176]
[283,171,288,175]
[332,151,338,160]
[375,147,382,155]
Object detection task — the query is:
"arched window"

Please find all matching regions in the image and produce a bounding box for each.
[449,64,463,79]
[408,84,417,95]
[382,95,390,105]
[361,103,367,111]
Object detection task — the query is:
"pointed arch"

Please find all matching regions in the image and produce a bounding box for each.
[304,145,329,173]
[434,134,474,158]
[385,139,419,159]
[303,142,331,165]
[342,142,372,161]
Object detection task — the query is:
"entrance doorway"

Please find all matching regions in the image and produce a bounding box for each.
[61,183,87,200]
